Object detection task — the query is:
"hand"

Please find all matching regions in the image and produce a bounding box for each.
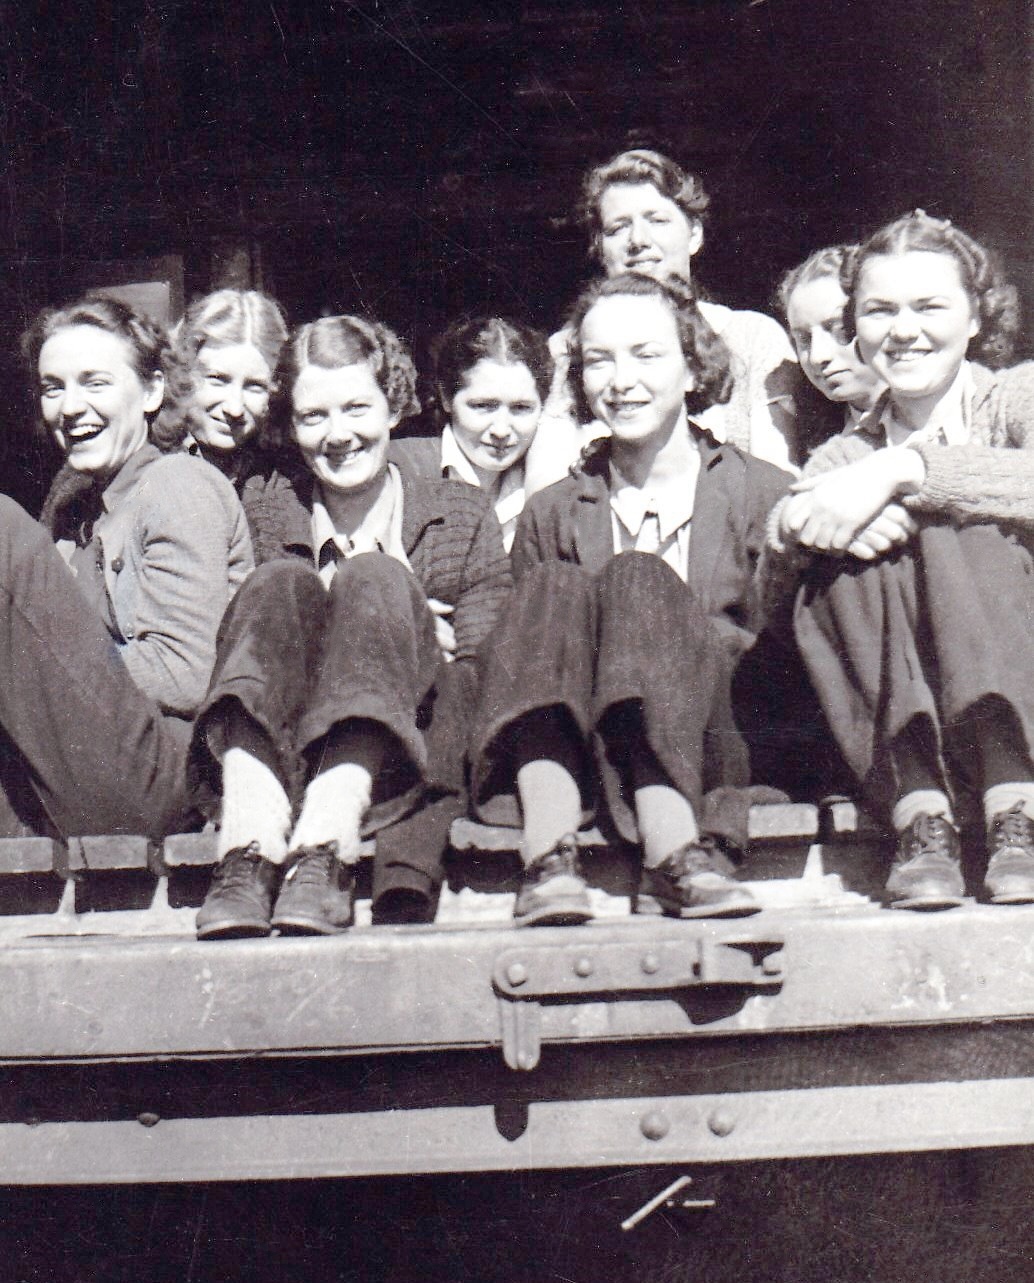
[427,598,456,662]
[783,450,921,554]
[845,503,919,560]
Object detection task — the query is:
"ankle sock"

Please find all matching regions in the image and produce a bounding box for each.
[635,782,700,869]
[892,789,954,836]
[218,747,292,865]
[288,763,373,865]
[516,758,583,864]
[983,783,1034,826]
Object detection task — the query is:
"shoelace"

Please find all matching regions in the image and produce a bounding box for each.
[213,846,266,889]
[910,815,956,860]
[284,847,337,886]
[992,805,1034,850]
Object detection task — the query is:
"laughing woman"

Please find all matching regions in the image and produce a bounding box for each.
[0,295,252,839]
[765,210,1034,908]
[471,273,790,925]
[194,314,511,938]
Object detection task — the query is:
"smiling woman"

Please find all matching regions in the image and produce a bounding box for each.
[193,313,512,938]
[0,294,253,840]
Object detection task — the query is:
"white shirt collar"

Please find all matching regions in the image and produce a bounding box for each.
[609,453,698,544]
[440,424,526,551]
[850,362,974,448]
[311,463,409,584]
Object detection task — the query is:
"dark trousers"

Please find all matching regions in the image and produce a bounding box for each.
[194,554,443,837]
[0,495,191,838]
[471,554,748,843]
[795,521,1034,814]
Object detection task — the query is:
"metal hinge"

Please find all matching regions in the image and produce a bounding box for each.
[493,934,784,1070]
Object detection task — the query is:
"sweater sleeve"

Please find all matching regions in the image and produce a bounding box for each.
[452,504,513,662]
[120,462,253,714]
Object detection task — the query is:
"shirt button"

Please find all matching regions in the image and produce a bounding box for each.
[111,556,124,573]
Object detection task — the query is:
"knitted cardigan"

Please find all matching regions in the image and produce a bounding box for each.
[759,361,1034,612]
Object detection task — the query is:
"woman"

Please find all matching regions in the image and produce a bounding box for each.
[766,210,1034,908]
[525,148,800,493]
[169,288,301,565]
[1,294,252,839]
[393,316,552,551]
[194,314,512,938]
[471,273,791,926]
[778,245,884,453]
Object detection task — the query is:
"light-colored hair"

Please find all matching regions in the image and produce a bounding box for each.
[580,149,709,264]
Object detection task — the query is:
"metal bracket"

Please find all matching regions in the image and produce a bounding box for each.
[494,935,784,1070]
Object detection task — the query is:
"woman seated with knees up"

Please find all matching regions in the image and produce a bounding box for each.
[470,272,791,926]
[194,314,512,939]
[392,316,552,552]
[764,210,1034,909]
[4,295,252,839]
[524,148,801,494]
[778,245,884,455]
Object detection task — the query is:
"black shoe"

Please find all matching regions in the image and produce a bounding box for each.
[885,813,965,910]
[196,843,279,939]
[985,804,1034,904]
[271,843,354,935]
[513,835,594,927]
[636,838,760,919]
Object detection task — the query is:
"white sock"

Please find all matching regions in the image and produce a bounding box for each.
[635,782,700,869]
[983,783,1034,826]
[515,758,582,865]
[892,789,954,834]
[288,762,373,865]
[218,747,292,865]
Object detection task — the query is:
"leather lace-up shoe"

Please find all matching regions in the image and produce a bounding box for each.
[513,835,594,927]
[635,838,760,919]
[985,804,1034,904]
[885,813,964,910]
[271,843,354,935]
[196,843,279,939]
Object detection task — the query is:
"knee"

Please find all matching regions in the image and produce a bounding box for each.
[599,551,686,604]
[231,558,322,614]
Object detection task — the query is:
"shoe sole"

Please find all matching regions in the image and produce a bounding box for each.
[513,900,594,928]
[196,917,272,940]
[988,891,1034,905]
[635,893,761,919]
[272,914,351,936]
[888,893,964,911]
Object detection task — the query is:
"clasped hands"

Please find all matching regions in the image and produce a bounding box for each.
[779,447,926,561]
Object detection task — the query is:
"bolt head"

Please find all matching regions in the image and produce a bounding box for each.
[640,1111,670,1141]
[574,956,594,978]
[708,1108,736,1137]
[641,953,661,975]
[506,962,528,987]
[137,1112,160,1128]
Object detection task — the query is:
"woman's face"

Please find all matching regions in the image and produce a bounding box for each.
[580,293,694,447]
[447,358,542,477]
[291,359,398,496]
[786,275,883,409]
[39,324,162,476]
[189,341,273,452]
[597,181,703,282]
[854,250,979,403]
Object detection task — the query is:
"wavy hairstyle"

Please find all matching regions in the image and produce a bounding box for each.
[21,293,180,449]
[566,272,733,423]
[842,210,1019,369]
[276,314,420,435]
[580,149,710,265]
[777,244,858,321]
[431,315,552,428]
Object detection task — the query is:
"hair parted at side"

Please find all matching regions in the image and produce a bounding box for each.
[580,149,710,259]
[432,315,552,427]
[565,272,733,422]
[278,315,420,426]
[777,244,858,320]
[842,210,1019,368]
[21,293,179,449]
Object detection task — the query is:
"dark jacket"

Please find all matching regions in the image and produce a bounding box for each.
[513,431,791,654]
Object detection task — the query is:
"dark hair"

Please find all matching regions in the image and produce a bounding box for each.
[21,294,180,449]
[777,245,857,321]
[843,210,1019,368]
[277,315,420,436]
[580,149,709,263]
[432,316,552,428]
[165,289,289,450]
[566,273,733,422]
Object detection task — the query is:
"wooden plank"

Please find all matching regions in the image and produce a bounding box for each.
[2,1077,1034,1184]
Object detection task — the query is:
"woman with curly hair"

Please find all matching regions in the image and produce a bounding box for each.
[1,294,252,838]
[470,273,791,926]
[194,314,511,938]
[765,210,1034,909]
[393,315,552,552]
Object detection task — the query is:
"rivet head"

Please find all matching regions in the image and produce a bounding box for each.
[641,953,661,975]
[708,1108,736,1137]
[137,1112,160,1128]
[506,962,528,987]
[640,1111,670,1141]
[762,954,782,977]
[574,956,594,978]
